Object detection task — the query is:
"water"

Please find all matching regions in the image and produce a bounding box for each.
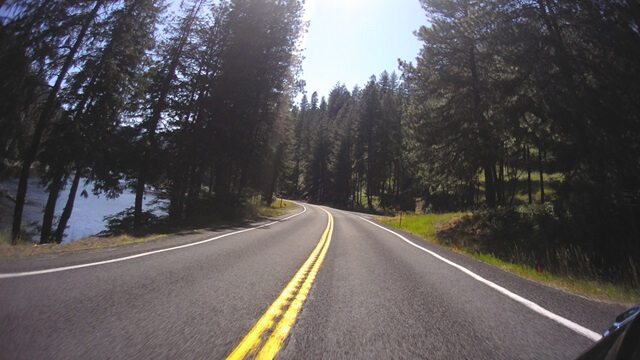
[0,178,164,243]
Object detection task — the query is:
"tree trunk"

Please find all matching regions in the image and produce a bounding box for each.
[498,150,505,203]
[538,147,545,203]
[169,166,186,226]
[484,161,497,207]
[380,178,386,209]
[208,165,214,194]
[134,1,205,228]
[467,179,475,207]
[509,166,517,204]
[395,160,401,203]
[54,165,83,243]
[11,0,103,243]
[185,163,204,220]
[40,169,65,244]
[526,146,533,204]
[354,171,359,206]
[265,145,284,206]
[465,2,495,208]
[134,175,145,228]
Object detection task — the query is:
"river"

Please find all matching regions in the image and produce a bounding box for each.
[0,178,164,243]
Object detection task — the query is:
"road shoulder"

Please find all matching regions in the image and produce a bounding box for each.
[0,204,303,273]
[346,210,627,334]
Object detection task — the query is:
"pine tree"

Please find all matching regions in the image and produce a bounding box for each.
[6,0,113,243]
[133,0,206,228]
[42,0,163,242]
[403,0,506,207]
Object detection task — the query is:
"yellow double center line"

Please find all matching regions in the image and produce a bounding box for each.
[226,208,334,360]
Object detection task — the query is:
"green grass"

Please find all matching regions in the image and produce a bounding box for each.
[464,251,640,304]
[258,199,298,217]
[0,228,33,245]
[0,230,11,245]
[0,230,12,246]
[377,212,640,304]
[477,170,563,204]
[511,171,562,203]
[378,212,466,241]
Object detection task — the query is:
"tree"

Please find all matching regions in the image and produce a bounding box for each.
[158,0,305,223]
[132,0,206,228]
[402,0,518,208]
[6,0,112,243]
[357,77,385,209]
[40,0,163,243]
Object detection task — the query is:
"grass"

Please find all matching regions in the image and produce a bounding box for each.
[377,212,640,304]
[477,170,563,204]
[0,199,300,262]
[0,229,25,246]
[465,251,640,304]
[378,212,466,241]
[257,199,298,218]
[0,232,168,262]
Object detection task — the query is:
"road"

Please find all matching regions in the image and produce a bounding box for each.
[0,203,627,359]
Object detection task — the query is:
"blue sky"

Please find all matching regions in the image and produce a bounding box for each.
[299,0,426,99]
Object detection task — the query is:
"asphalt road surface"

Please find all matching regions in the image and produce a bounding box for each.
[0,203,627,359]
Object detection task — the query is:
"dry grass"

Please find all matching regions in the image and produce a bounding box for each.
[0,233,168,262]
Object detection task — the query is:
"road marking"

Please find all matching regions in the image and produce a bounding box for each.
[227,208,334,360]
[358,216,602,342]
[0,205,308,279]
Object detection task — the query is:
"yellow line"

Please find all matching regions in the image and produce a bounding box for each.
[256,209,333,359]
[226,209,334,360]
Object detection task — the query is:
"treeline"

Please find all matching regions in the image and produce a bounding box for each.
[403,0,640,211]
[2,0,639,273]
[285,73,409,210]
[0,0,304,244]
[285,0,640,276]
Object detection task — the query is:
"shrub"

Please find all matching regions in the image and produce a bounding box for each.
[438,203,640,285]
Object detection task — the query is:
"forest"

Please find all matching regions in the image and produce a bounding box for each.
[284,0,640,284]
[1,0,304,244]
[1,0,639,283]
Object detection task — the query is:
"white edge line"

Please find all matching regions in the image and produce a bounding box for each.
[358,216,602,342]
[0,204,308,279]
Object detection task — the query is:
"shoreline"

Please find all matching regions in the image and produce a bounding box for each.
[0,201,299,262]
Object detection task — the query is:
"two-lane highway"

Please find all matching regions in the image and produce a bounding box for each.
[279,207,623,359]
[0,204,330,359]
[0,204,625,359]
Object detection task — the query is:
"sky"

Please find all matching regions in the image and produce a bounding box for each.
[299,0,426,100]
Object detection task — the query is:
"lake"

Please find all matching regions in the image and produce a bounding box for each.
[0,178,164,243]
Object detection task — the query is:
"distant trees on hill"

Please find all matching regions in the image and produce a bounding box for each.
[285,72,411,211]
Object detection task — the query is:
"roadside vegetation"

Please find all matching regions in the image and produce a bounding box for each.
[0,231,167,262]
[0,199,298,261]
[1,0,304,245]
[379,211,640,304]
[1,0,638,304]
[279,0,639,304]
